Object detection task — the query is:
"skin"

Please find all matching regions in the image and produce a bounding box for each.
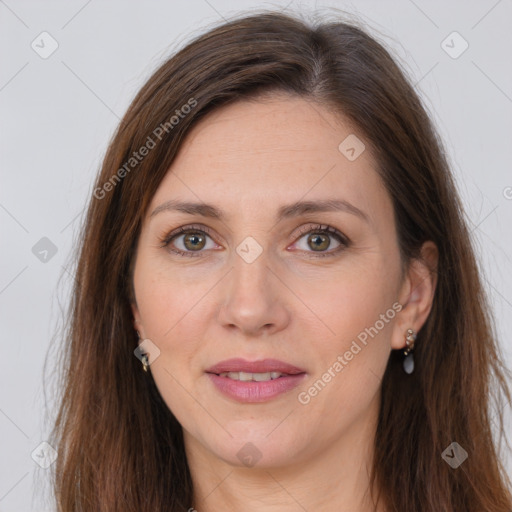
[131,93,438,512]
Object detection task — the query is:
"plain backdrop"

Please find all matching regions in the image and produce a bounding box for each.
[1,1,511,510]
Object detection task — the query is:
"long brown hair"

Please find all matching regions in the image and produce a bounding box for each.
[46,10,512,511]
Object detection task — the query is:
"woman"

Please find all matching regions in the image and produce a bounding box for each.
[48,10,512,512]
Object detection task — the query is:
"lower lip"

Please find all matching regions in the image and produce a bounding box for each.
[207,373,306,403]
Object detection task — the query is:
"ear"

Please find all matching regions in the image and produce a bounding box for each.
[391,241,438,350]
[130,301,145,340]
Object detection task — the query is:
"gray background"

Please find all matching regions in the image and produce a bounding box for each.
[1,1,511,510]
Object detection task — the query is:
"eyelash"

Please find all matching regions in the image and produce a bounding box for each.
[158,223,350,259]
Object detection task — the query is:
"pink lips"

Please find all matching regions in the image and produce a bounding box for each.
[206,358,305,375]
[206,358,306,403]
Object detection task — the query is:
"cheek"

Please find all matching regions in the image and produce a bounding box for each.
[134,251,206,338]
[310,257,399,343]
[299,253,399,406]
[298,279,395,435]
[134,264,208,419]
[133,263,209,391]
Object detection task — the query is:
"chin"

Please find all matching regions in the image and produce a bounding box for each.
[207,431,304,469]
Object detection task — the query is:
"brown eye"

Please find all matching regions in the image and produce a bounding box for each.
[183,232,207,251]
[161,226,218,257]
[307,233,331,251]
[291,224,349,258]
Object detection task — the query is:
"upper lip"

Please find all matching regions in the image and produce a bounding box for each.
[206,358,306,375]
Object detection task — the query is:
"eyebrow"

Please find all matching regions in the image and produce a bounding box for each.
[150,198,369,224]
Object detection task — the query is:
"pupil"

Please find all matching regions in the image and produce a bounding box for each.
[309,233,329,251]
[185,233,205,250]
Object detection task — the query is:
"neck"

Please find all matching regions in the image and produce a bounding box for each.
[185,394,384,512]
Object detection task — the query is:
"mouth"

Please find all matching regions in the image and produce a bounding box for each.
[205,358,306,402]
[215,371,292,381]
[206,357,306,375]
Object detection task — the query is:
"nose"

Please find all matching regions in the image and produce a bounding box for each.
[217,246,291,337]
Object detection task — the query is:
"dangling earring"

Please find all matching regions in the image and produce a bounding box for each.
[141,353,149,372]
[403,328,416,374]
[136,330,149,372]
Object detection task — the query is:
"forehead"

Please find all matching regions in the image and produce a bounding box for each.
[149,95,392,227]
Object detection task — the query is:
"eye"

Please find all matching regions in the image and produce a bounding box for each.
[159,225,219,257]
[159,223,349,258]
[291,224,349,257]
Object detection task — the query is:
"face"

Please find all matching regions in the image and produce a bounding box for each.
[131,94,413,469]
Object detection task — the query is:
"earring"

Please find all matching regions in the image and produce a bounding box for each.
[141,353,149,372]
[136,330,149,373]
[403,328,416,374]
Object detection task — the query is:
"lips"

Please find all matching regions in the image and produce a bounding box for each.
[205,358,307,402]
[206,358,306,403]
[206,358,306,375]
